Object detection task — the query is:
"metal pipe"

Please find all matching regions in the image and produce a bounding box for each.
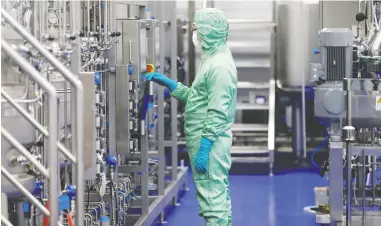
[1,90,47,135]
[1,38,58,225]
[1,215,13,226]
[1,194,8,221]
[344,78,354,226]
[1,10,84,224]
[372,156,377,206]
[1,166,50,216]
[63,0,66,39]
[361,149,366,226]
[58,0,62,43]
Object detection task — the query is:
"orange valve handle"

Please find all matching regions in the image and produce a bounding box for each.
[146,64,155,73]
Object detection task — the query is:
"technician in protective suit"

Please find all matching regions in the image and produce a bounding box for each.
[143,8,237,225]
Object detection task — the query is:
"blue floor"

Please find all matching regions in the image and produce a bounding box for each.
[163,171,327,226]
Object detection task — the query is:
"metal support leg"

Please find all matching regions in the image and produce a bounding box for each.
[329,141,344,226]
[1,194,8,220]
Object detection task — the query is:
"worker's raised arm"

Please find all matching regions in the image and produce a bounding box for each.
[142,72,190,103]
[201,66,236,142]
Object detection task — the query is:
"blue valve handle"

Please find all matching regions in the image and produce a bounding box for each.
[65,185,76,198]
[105,155,117,166]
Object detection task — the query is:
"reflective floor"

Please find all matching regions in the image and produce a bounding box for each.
[162,171,327,226]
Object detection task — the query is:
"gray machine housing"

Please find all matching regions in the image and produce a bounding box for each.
[314,28,381,127]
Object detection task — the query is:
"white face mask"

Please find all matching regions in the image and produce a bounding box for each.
[192,32,201,49]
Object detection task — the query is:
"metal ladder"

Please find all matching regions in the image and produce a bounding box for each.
[229,18,276,176]
[231,80,275,176]
[1,9,84,226]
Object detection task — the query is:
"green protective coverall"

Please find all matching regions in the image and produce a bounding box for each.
[171,8,237,226]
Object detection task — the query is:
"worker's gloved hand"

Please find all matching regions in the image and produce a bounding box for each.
[142,72,178,92]
[194,137,213,173]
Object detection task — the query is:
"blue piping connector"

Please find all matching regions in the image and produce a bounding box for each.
[128,64,133,76]
[33,181,42,195]
[94,72,100,86]
[105,155,117,166]
[100,216,110,222]
[59,194,70,211]
[66,185,76,198]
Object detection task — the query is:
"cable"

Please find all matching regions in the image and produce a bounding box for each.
[311,118,329,168]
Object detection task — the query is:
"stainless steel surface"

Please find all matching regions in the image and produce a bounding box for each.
[329,141,344,224]
[79,72,96,180]
[346,78,354,226]
[1,128,49,179]
[343,126,356,142]
[231,124,268,132]
[275,1,319,87]
[1,193,8,220]
[367,31,381,56]
[230,146,269,154]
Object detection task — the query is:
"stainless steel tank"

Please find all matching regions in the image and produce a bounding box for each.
[276,1,320,87]
[1,27,36,197]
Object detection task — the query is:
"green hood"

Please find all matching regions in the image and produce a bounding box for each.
[194,8,229,55]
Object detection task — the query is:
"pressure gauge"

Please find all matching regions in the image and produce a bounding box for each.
[48,12,58,25]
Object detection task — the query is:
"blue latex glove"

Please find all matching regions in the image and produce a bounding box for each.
[194,137,213,173]
[142,72,178,92]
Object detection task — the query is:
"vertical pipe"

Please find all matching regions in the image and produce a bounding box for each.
[48,85,59,226]
[158,0,165,197]
[202,0,207,8]
[63,0,66,39]
[170,0,178,184]
[1,194,8,220]
[300,2,307,159]
[188,0,196,85]
[16,201,24,226]
[58,1,62,43]
[361,150,366,226]
[87,0,90,36]
[345,79,353,226]
[372,156,376,206]
[371,128,377,206]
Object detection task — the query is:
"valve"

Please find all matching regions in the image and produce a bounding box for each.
[94,71,100,86]
[128,64,133,75]
[65,185,76,198]
[110,31,121,37]
[146,64,155,73]
[33,181,42,195]
[105,155,117,167]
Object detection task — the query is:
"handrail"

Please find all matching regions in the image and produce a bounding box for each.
[1,166,50,216]
[1,8,84,224]
[1,39,59,225]
[1,215,13,226]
